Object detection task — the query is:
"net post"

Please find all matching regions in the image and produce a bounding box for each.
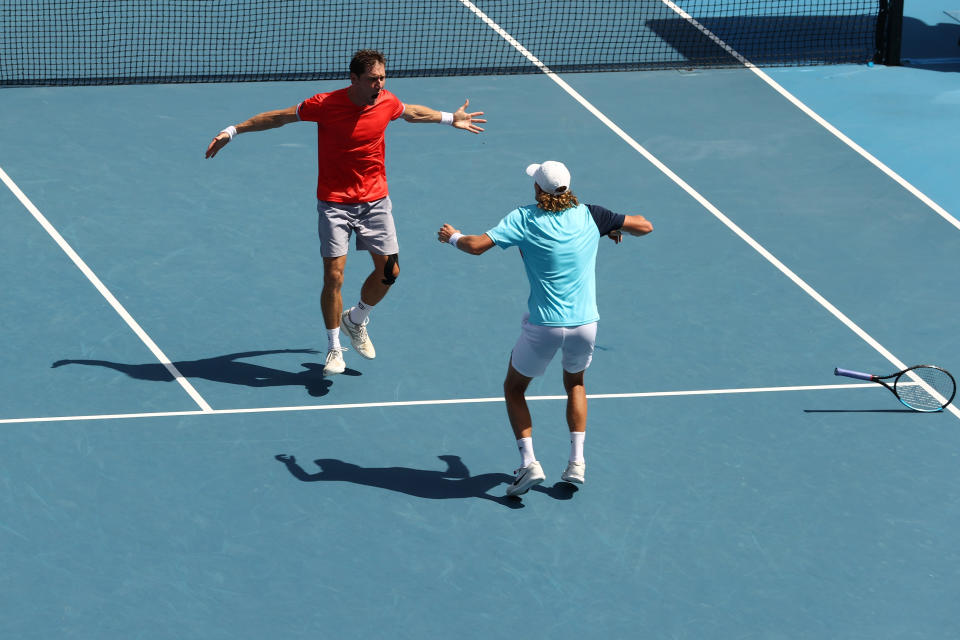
[875,0,904,65]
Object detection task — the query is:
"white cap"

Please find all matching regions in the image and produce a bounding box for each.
[525,161,571,195]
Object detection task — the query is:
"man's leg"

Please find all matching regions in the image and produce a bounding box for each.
[348,194,400,321]
[321,255,348,375]
[558,320,595,485]
[561,368,588,484]
[360,252,398,305]
[316,199,352,330]
[563,369,587,434]
[504,360,533,440]
[341,252,399,360]
[321,256,347,330]
[503,360,545,496]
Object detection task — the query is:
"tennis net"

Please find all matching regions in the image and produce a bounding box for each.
[0,1,904,87]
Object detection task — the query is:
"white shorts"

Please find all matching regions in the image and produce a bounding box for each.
[317,196,399,258]
[510,313,598,378]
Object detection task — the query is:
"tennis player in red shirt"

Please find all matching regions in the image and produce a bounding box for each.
[205,49,485,375]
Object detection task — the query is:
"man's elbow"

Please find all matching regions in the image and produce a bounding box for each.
[401,105,429,123]
[627,216,653,235]
[461,238,492,255]
[465,243,487,255]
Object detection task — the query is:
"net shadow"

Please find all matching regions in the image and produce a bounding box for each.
[644,14,878,69]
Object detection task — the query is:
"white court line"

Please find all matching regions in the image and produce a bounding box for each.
[657,0,960,231]
[0,382,880,425]
[458,1,960,421]
[0,166,213,413]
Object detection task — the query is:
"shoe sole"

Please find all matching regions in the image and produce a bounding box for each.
[340,316,376,360]
[561,475,584,485]
[351,345,375,360]
[323,355,346,376]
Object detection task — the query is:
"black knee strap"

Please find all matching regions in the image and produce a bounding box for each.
[381,254,399,285]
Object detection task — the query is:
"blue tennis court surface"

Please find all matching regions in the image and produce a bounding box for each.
[3,7,960,639]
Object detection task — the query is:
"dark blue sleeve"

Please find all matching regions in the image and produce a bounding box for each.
[587,204,626,237]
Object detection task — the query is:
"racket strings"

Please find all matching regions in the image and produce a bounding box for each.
[895,368,956,411]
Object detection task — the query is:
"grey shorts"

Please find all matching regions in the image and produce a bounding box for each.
[317,196,399,258]
[510,313,598,377]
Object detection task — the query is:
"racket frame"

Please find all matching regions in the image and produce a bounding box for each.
[834,365,956,412]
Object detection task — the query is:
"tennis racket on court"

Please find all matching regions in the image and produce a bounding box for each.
[834,365,956,412]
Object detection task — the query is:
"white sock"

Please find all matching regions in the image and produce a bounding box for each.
[517,437,536,467]
[569,431,585,463]
[349,299,373,325]
[327,328,341,351]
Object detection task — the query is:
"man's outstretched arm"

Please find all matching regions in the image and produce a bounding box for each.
[402,99,486,134]
[608,214,654,243]
[205,105,300,158]
[437,223,495,255]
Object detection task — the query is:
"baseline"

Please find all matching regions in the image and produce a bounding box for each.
[0,382,883,425]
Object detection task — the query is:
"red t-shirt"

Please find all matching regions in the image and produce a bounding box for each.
[297,87,405,203]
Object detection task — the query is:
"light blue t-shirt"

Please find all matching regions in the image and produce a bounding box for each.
[486,203,601,327]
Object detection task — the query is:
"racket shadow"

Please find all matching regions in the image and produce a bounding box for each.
[804,409,924,414]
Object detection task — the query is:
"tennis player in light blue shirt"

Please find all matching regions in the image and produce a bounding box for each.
[437,161,653,498]
[486,200,603,327]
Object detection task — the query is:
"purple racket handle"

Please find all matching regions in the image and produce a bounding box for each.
[834,367,874,381]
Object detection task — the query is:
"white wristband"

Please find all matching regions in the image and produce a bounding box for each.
[440,111,454,125]
[220,125,237,140]
[448,232,463,247]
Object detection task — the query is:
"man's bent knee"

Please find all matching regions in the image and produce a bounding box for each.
[504,362,532,395]
[563,369,586,392]
[380,254,399,286]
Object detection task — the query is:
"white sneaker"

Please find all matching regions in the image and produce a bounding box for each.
[323,348,346,376]
[506,461,546,496]
[341,310,376,359]
[561,461,585,484]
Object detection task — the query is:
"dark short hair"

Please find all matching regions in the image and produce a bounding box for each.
[350,49,386,77]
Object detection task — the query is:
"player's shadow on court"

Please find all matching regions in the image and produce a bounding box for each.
[51,348,358,397]
[275,454,578,509]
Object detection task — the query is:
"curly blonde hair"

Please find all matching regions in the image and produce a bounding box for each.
[535,189,579,213]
